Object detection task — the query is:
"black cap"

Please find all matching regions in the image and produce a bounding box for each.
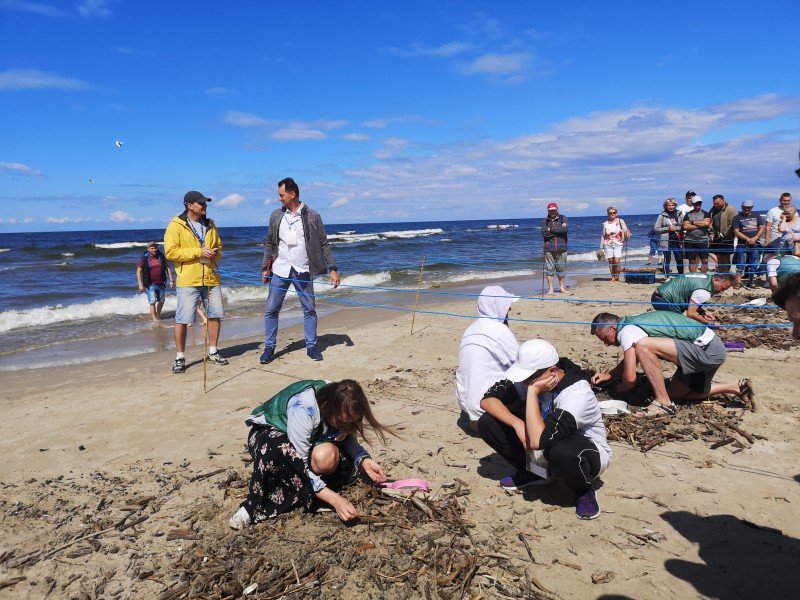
[184,190,212,205]
[685,190,696,198]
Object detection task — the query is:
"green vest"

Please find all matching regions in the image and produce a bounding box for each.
[776,255,800,286]
[656,274,714,309]
[618,311,706,342]
[248,380,328,433]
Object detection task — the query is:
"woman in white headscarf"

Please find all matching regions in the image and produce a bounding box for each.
[456,286,520,432]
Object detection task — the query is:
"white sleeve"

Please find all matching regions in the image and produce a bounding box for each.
[617,325,648,351]
[767,258,780,278]
[553,380,600,430]
[285,387,326,492]
[689,289,712,305]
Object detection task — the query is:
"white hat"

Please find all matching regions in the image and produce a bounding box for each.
[504,339,560,382]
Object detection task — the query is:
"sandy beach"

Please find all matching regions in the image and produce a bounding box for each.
[1,275,799,599]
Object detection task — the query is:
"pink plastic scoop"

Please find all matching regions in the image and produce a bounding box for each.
[380,478,430,492]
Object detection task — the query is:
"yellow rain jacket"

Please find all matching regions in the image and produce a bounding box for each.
[164,213,223,287]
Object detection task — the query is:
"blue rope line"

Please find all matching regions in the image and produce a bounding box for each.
[217,269,791,329]
[218,268,781,310]
[318,294,791,330]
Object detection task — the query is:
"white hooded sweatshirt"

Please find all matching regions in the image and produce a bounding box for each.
[456,286,520,421]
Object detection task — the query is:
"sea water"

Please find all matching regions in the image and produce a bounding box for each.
[0,215,661,369]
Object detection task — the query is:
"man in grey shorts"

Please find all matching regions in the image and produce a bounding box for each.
[589,311,751,417]
[540,202,568,294]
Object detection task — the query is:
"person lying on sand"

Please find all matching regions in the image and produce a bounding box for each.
[229,379,394,529]
[477,340,611,520]
[590,311,752,418]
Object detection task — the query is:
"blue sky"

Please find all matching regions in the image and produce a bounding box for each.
[1,0,799,232]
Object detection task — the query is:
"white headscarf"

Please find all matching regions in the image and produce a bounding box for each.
[456,286,521,420]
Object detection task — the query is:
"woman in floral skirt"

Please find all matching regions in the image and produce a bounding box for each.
[229,379,393,529]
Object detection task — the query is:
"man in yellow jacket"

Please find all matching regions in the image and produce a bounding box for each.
[164,191,229,373]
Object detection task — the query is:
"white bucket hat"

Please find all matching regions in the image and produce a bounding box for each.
[504,339,560,382]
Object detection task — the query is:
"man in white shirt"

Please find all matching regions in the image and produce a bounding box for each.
[678,190,698,217]
[764,193,793,247]
[590,311,748,417]
[260,178,340,363]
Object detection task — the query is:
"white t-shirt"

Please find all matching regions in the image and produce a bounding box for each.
[532,380,612,473]
[272,205,310,278]
[677,203,694,218]
[765,206,784,241]
[689,289,712,306]
[767,257,781,278]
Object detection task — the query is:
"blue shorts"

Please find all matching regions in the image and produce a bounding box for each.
[145,283,166,304]
[175,285,224,324]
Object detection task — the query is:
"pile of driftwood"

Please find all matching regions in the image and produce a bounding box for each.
[604,401,762,454]
[714,293,797,350]
[151,479,560,600]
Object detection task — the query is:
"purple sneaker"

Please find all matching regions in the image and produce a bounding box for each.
[575,489,600,520]
[499,470,553,492]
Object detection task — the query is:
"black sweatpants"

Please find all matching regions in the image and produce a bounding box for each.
[477,397,601,496]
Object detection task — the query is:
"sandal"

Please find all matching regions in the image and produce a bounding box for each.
[634,401,677,419]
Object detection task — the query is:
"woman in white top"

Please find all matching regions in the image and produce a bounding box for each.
[599,207,631,282]
[778,204,800,255]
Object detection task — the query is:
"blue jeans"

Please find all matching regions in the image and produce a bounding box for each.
[663,239,684,275]
[733,243,762,282]
[264,268,317,349]
[145,283,166,304]
[648,235,663,257]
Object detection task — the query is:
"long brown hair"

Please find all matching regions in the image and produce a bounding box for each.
[316,380,396,445]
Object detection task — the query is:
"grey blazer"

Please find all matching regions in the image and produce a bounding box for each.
[261,205,337,278]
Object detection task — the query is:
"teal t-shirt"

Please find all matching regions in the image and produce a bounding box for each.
[618,311,706,342]
[776,255,800,286]
[656,273,715,309]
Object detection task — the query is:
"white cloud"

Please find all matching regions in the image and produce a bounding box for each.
[46,216,88,224]
[109,210,134,222]
[462,52,532,82]
[77,0,113,18]
[362,115,427,129]
[0,69,93,91]
[217,193,245,208]
[23,217,33,223]
[204,86,234,97]
[224,111,273,128]
[0,1,64,17]
[273,128,326,141]
[113,45,155,57]
[0,161,43,177]
[334,94,800,219]
[389,41,474,58]
[342,133,370,141]
[224,113,346,142]
[330,197,349,208]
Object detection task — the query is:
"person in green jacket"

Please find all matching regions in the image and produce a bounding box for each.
[650,273,734,325]
[773,273,800,340]
[590,311,751,418]
[229,379,394,530]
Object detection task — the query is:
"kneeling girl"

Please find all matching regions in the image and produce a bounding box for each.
[230,379,393,529]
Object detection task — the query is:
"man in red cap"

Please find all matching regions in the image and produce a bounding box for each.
[540,202,568,294]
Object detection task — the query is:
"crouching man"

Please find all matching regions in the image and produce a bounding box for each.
[477,340,611,520]
[590,311,750,418]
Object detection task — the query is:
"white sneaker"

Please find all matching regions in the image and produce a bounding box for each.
[228,507,251,530]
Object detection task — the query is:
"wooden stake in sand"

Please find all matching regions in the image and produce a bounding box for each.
[410,256,426,335]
